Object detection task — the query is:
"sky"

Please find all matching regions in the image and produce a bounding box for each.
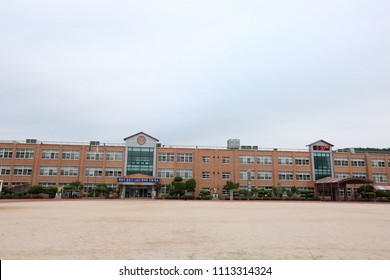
[1,0,389,150]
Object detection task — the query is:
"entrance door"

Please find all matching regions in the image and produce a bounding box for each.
[127,187,151,198]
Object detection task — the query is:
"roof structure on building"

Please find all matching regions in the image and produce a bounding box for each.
[307,139,334,147]
[315,177,374,185]
[123,132,159,142]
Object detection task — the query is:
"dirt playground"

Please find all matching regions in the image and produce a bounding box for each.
[0,199,389,260]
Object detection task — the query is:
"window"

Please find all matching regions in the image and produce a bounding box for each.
[38,182,56,187]
[158,152,174,162]
[335,172,349,179]
[0,165,11,175]
[202,156,211,164]
[257,171,272,180]
[85,167,103,177]
[60,166,78,176]
[41,149,59,159]
[222,157,230,164]
[257,155,272,165]
[176,169,193,179]
[334,158,348,166]
[13,165,33,176]
[351,158,365,167]
[352,172,367,179]
[86,151,104,161]
[157,168,174,178]
[202,172,210,179]
[371,159,385,168]
[239,155,254,164]
[295,157,310,165]
[177,153,193,163]
[278,156,293,165]
[62,150,80,160]
[126,147,154,176]
[39,166,58,176]
[373,173,387,183]
[222,172,230,180]
[105,168,122,177]
[0,148,13,158]
[279,171,293,180]
[239,170,255,180]
[106,151,123,161]
[16,148,35,159]
[296,172,311,181]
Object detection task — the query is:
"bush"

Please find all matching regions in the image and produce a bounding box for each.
[32,194,44,199]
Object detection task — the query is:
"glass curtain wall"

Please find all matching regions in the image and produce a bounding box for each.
[313,152,332,180]
[126,147,154,176]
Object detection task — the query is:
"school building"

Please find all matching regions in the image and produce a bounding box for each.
[1,132,390,200]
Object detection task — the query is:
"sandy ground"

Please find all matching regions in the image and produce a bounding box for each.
[0,199,389,260]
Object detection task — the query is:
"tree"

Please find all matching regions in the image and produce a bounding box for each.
[357,185,376,201]
[223,180,239,193]
[184,178,196,193]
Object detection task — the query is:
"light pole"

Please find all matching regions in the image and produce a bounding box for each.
[247,170,252,199]
[0,180,3,197]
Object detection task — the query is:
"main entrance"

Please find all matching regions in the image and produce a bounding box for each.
[117,173,160,199]
[125,186,152,198]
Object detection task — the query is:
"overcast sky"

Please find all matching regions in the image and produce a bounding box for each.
[1,0,389,149]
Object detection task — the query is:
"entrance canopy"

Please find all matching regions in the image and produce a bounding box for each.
[315,177,374,201]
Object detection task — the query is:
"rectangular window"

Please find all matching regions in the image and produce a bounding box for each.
[222,172,230,180]
[158,152,174,162]
[0,165,11,175]
[0,148,13,158]
[202,156,211,164]
[106,151,123,161]
[177,153,193,163]
[334,158,349,166]
[373,173,388,183]
[202,172,210,179]
[86,151,104,161]
[222,157,230,164]
[105,168,122,177]
[295,157,310,165]
[296,172,311,181]
[278,156,293,165]
[176,168,193,179]
[257,171,272,180]
[157,168,174,178]
[352,172,367,179]
[85,167,103,177]
[239,155,254,164]
[335,172,349,179]
[279,171,294,180]
[257,155,272,165]
[371,159,385,168]
[62,150,80,160]
[13,165,33,176]
[39,166,58,176]
[41,149,59,159]
[16,148,35,159]
[60,166,78,177]
[240,170,255,180]
[351,158,365,167]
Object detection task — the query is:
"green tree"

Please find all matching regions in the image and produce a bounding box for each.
[184,178,196,193]
[28,185,45,195]
[223,180,239,193]
[357,185,376,201]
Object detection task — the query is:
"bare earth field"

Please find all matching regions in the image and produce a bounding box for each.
[0,199,389,260]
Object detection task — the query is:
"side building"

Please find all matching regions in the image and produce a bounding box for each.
[1,132,390,200]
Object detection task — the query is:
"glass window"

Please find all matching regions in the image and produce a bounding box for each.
[257,155,272,165]
[222,157,230,164]
[176,169,193,179]
[41,149,59,159]
[295,157,310,165]
[126,147,155,176]
[0,148,13,158]
[278,156,293,165]
[158,152,174,162]
[62,150,80,160]
[239,155,254,164]
[157,168,174,178]
[313,152,332,180]
[16,148,35,159]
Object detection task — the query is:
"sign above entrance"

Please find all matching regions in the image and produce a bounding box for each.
[117,177,160,183]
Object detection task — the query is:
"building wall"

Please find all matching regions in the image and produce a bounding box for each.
[2,140,390,195]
